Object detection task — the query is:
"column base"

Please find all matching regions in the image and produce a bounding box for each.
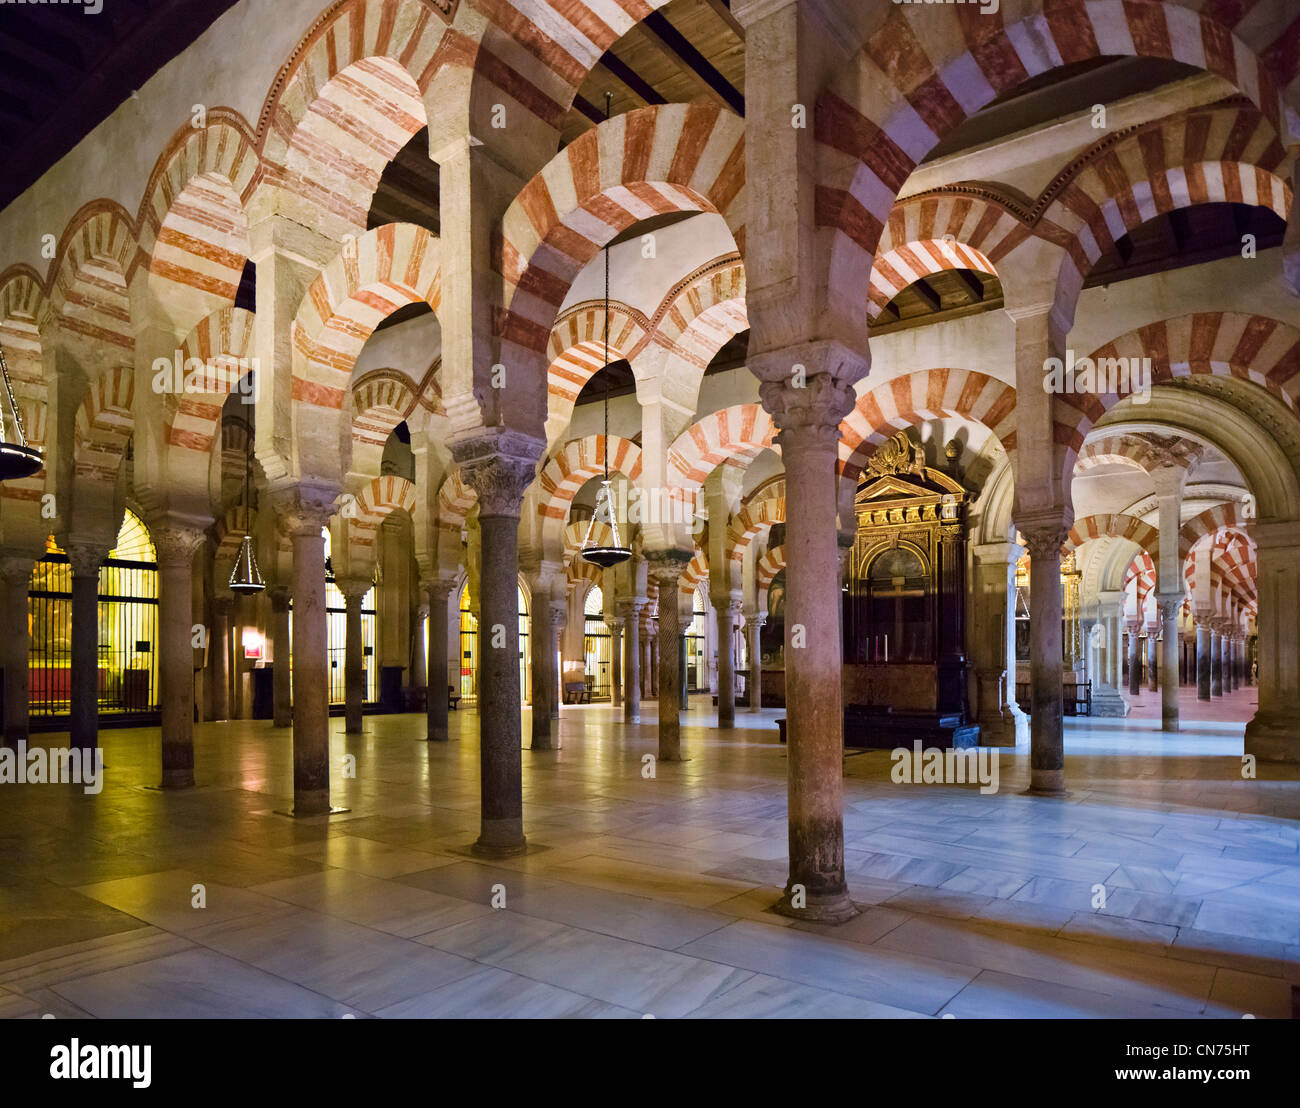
[772,886,858,924]
[289,789,337,818]
[159,769,195,789]
[426,729,449,743]
[1090,687,1130,717]
[1026,768,1066,797]
[474,819,527,857]
[1161,712,1179,733]
[530,737,554,751]
[1245,711,1300,763]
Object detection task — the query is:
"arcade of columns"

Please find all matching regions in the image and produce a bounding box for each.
[0,0,1299,925]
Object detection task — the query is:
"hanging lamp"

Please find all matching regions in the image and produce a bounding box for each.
[0,347,43,481]
[580,94,632,571]
[229,417,266,594]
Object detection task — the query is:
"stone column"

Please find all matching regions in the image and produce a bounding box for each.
[529,590,555,749]
[1146,631,1159,693]
[971,542,1031,740]
[279,492,335,816]
[714,596,740,728]
[425,579,453,742]
[1157,596,1181,731]
[67,543,104,752]
[608,615,624,708]
[1196,620,1212,700]
[1246,521,1300,760]
[1127,623,1142,697]
[1211,625,1224,697]
[550,600,565,722]
[650,630,659,696]
[647,552,691,760]
[759,376,857,920]
[0,556,35,749]
[270,586,292,727]
[746,613,765,713]
[1019,523,1070,796]
[1233,637,1243,691]
[338,576,369,734]
[210,595,232,722]
[621,599,642,724]
[154,523,206,788]
[456,444,536,857]
[412,602,429,689]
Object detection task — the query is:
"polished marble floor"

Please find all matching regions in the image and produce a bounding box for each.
[1,700,1298,1019]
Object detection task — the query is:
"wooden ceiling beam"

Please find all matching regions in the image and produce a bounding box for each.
[911,278,942,312]
[641,11,744,116]
[592,53,667,108]
[701,0,746,40]
[952,268,985,303]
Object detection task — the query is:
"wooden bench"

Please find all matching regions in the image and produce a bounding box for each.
[563,681,590,704]
[447,685,461,711]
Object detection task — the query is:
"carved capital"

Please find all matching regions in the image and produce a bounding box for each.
[65,542,106,578]
[0,555,36,585]
[272,483,339,537]
[1019,522,1071,561]
[451,430,542,519]
[759,373,855,437]
[335,575,372,603]
[644,548,693,588]
[152,522,207,568]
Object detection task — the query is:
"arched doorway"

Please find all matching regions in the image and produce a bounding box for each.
[583,584,610,699]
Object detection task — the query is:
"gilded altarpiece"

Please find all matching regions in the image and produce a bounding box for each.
[842,434,974,729]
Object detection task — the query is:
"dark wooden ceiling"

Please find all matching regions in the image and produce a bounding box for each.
[0,0,241,210]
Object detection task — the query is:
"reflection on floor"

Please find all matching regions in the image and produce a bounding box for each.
[1122,684,1259,725]
[1,699,1297,1019]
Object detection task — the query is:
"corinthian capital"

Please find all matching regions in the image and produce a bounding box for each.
[1017,516,1071,561]
[271,483,339,537]
[644,548,693,588]
[152,520,208,567]
[758,373,855,436]
[451,431,542,519]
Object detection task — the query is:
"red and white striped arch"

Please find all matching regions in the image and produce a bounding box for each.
[1124,550,1158,605]
[435,468,477,533]
[257,0,455,230]
[75,366,135,482]
[293,222,440,411]
[545,302,647,441]
[537,434,642,527]
[140,113,258,330]
[814,1,1292,353]
[50,202,138,362]
[680,548,708,601]
[1055,313,1300,478]
[1179,502,1253,562]
[757,544,785,592]
[0,266,50,500]
[652,257,747,372]
[562,519,614,566]
[499,102,745,366]
[166,306,256,456]
[666,404,777,494]
[1045,103,1289,319]
[1074,434,1161,475]
[838,369,1016,482]
[867,238,997,323]
[345,474,418,563]
[352,369,419,447]
[1064,514,1160,561]
[726,495,785,566]
[569,558,602,592]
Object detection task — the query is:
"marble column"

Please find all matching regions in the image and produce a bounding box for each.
[0,557,34,749]
[529,591,555,749]
[1211,625,1224,697]
[1157,597,1180,731]
[621,600,642,724]
[1021,524,1070,796]
[1246,521,1300,760]
[714,597,740,728]
[425,579,453,742]
[1127,624,1142,697]
[280,494,335,816]
[760,376,857,921]
[270,586,292,727]
[647,553,691,760]
[67,543,104,752]
[154,524,205,788]
[550,600,565,722]
[1196,620,1212,700]
[210,595,232,722]
[1091,599,1129,717]
[746,613,765,713]
[457,447,535,857]
[338,576,369,734]
[1146,631,1159,693]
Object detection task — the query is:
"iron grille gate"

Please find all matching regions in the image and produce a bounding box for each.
[28,553,160,730]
